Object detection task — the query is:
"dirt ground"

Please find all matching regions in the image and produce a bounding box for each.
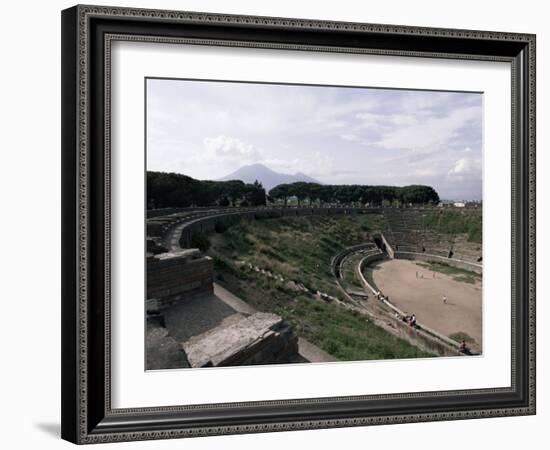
[372,259,482,351]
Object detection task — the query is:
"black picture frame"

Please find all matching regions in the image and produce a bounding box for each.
[61,4,536,444]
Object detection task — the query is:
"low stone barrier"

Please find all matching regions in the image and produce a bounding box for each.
[147,206,218,219]
[175,207,383,249]
[357,252,387,295]
[393,251,482,274]
[331,243,380,280]
[147,249,213,306]
[380,233,395,258]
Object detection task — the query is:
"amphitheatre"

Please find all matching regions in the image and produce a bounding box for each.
[145,192,483,370]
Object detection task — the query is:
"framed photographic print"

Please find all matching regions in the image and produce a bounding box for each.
[61,5,536,444]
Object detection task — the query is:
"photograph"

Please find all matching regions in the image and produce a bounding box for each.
[145,79,483,370]
[57,3,537,444]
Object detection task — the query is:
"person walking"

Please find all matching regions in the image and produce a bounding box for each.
[443,295,447,304]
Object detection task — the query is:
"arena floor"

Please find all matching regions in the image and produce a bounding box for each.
[372,259,482,352]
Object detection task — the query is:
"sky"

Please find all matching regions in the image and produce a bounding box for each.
[146,78,483,200]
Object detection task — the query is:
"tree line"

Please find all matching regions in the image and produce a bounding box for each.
[268,182,439,207]
[147,171,266,209]
[147,171,440,209]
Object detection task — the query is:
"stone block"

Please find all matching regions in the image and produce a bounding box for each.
[182,312,299,368]
[147,251,214,304]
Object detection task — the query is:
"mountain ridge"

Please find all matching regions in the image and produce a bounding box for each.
[218,163,321,191]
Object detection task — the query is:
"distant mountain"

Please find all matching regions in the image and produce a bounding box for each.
[218,163,321,191]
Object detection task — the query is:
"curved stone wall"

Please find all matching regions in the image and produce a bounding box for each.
[357,253,467,353]
[166,207,383,249]
[393,251,482,274]
[330,244,382,303]
[357,253,387,295]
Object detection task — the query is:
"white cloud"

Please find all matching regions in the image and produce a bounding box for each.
[147,79,483,199]
[325,120,346,129]
[340,133,360,142]
[389,114,419,127]
[376,105,481,151]
[203,136,262,162]
[414,167,439,177]
[355,112,418,127]
[355,112,381,122]
[448,156,481,177]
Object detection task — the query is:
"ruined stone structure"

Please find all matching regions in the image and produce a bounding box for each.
[146,249,301,369]
[331,243,383,302]
[147,249,214,307]
[146,205,482,365]
[146,206,383,252]
[393,251,482,274]
[183,312,299,367]
[382,208,482,263]
[327,243,463,356]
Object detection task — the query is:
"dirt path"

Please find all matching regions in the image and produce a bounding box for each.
[372,259,482,351]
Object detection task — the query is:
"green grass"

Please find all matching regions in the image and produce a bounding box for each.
[206,214,434,361]
[423,210,482,243]
[209,215,384,300]
[190,232,211,252]
[415,260,481,284]
[450,332,475,343]
[341,253,366,291]
[213,262,433,361]
[277,295,433,360]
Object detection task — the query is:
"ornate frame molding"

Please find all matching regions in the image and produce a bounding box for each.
[61,5,536,444]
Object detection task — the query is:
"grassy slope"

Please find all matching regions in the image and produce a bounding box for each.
[423,210,482,243]
[208,215,433,361]
[415,260,482,285]
[341,253,366,291]
[211,215,382,299]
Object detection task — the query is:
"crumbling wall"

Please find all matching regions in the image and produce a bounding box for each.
[147,249,214,306]
[182,313,299,368]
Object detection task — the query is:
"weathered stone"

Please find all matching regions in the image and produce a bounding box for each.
[146,237,168,255]
[146,298,160,315]
[146,320,190,370]
[182,312,299,368]
[156,248,201,260]
[147,251,214,305]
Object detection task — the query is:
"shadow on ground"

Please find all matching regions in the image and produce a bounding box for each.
[35,422,60,438]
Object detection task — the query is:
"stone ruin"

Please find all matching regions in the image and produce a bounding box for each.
[147,248,214,308]
[146,249,300,370]
[183,312,298,367]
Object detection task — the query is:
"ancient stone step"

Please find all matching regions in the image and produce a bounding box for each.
[182,312,298,368]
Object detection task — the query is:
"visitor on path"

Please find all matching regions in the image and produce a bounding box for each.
[443,295,447,304]
[459,340,471,355]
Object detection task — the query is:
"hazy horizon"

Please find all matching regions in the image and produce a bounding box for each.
[147,79,483,200]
